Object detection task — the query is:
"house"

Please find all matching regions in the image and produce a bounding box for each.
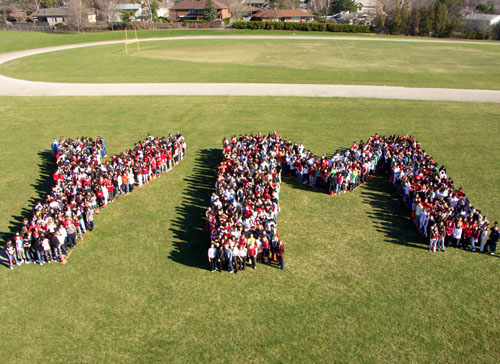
[114,3,143,22]
[157,1,176,20]
[335,11,375,25]
[355,0,380,15]
[31,7,70,26]
[0,4,26,22]
[251,9,314,22]
[242,0,268,8]
[31,6,96,26]
[463,13,500,32]
[170,0,231,21]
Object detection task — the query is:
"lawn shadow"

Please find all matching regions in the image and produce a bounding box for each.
[283,169,427,250]
[0,150,56,253]
[168,148,221,270]
[359,173,427,250]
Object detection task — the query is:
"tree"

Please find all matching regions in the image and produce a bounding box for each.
[41,0,56,8]
[409,6,421,35]
[67,0,88,31]
[204,0,217,21]
[375,11,386,32]
[420,5,433,36]
[400,1,409,33]
[94,0,120,28]
[121,9,134,27]
[475,3,496,14]
[308,0,330,14]
[389,1,402,33]
[330,0,356,14]
[433,1,448,37]
[223,0,251,20]
[142,0,158,22]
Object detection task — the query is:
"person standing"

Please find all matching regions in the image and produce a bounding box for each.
[262,237,270,264]
[208,243,217,272]
[437,221,446,252]
[277,240,285,270]
[248,239,257,270]
[5,240,16,270]
[86,205,94,232]
[216,244,224,273]
[51,138,59,156]
[487,222,500,255]
[451,221,462,248]
[479,223,489,252]
[232,243,239,274]
[225,244,233,273]
[65,218,77,249]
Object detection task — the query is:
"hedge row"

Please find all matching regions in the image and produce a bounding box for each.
[232,21,371,33]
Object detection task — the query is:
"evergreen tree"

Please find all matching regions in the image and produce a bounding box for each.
[401,1,409,34]
[420,6,433,36]
[375,11,386,33]
[204,0,217,21]
[409,6,421,36]
[433,1,448,37]
[330,0,357,14]
[390,1,402,34]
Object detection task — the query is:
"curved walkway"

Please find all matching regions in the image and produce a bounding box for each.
[1,35,499,102]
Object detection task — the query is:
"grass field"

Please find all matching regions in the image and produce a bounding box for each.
[0,29,429,54]
[1,37,500,89]
[1,96,500,364]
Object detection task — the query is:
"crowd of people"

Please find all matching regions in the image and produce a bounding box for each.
[206,132,498,273]
[4,134,186,270]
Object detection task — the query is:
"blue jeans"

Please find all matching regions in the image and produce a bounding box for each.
[278,258,284,270]
[7,254,15,269]
[36,251,44,264]
[335,183,342,194]
[24,248,32,263]
[438,237,445,251]
[79,219,86,234]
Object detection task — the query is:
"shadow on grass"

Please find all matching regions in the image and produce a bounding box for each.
[359,174,427,250]
[0,150,56,268]
[168,148,221,270]
[283,170,427,250]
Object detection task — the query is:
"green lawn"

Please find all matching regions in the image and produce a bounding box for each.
[0,29,429,54]
[1,96,499,364]
[2,37,499,89]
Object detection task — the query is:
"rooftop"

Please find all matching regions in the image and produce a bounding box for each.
[253,9,314,18]
[171,0,228,10]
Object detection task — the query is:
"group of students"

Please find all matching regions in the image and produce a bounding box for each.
[206,133,288,273]
[206,132,498,273]
[4,134,186,270]
[386,136,499,254]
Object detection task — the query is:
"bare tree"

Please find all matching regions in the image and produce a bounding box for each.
[94,0,120,25]
[222,0,251,19]
[308,0,330,14]
[142,0,157,22]
[67,0,89,31]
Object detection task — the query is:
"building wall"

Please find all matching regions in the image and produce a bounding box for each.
[219,9,230,19]
[259,16,311,22]
[47,16,65,26]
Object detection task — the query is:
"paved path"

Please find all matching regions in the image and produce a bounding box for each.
[1,35,499,102]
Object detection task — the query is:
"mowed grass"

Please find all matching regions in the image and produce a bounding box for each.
[0,96,499,364]
[0,29,427,54]
[1,37,500,89]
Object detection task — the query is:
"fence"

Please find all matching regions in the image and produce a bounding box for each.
[0,21,224,32]
[0,23,54,32]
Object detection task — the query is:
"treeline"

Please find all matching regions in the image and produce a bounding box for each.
[232,21,371,33]
[376,0,500,39]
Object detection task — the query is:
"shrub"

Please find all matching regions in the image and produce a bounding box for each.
[231,21,371,34]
